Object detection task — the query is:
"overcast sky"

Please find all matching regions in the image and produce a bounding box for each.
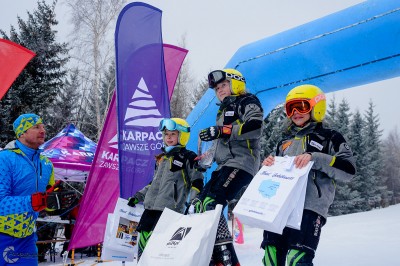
[1,0,399,137]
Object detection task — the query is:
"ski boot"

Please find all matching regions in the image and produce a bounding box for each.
[212,243,240,266]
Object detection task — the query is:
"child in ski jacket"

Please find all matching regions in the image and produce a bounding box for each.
[0,114,55,265]
[261,85,356,266]
[127,118,204,261]
[197,69,264,266]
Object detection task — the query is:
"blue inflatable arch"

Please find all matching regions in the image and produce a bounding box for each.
[186,0,400,152]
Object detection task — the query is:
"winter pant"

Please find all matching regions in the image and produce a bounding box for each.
[197,166,253,265]
[137,230,152,262]
[0,233,38,266]
[261,210,326,266]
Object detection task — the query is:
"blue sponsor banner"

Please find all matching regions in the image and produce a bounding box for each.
[115,2,170,198]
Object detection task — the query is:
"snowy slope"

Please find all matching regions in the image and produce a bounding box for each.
[42,204,400,266]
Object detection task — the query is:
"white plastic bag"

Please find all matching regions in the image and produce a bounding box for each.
[286,171,308,230]
[138,204,222,266]
[233,156,313,234]
[102,198,144,256]
[102,214,136,261]
[197,138,216,169]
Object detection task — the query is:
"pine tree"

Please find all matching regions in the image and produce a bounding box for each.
[260,104,286,161]
[45,68,81,138]
[381,128,400,205]
[362,100,385,209]
[342,110,364,212]
[325,95,337,130]
[335,98,351,139]
[330,110,366,215]
[328,98,353,215]
[0,0,69,145]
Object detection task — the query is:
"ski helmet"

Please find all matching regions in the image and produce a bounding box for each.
[208,69,246,95]
[159,118,190,146]
[285,84,326,122]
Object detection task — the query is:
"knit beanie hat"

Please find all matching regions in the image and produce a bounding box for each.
[13,113,43,138]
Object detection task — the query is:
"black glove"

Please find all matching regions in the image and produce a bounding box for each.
[47,191,77,210]
[199,125,232,141]
[193,160,207,172]
[127,197,139,207]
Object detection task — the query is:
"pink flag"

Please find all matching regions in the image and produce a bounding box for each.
[0,38,35,100]
[69,44,187,249]
[163,44,188,100]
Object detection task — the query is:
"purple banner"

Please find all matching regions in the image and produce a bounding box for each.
[115,3,170,199]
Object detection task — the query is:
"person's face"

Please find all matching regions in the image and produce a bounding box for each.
[291,111,311,127]
[164,130,179,146]
[19,123,46,149]
[214,80,232,101]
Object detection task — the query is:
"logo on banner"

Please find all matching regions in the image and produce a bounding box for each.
[120,77,164,153]
[108,134,119,150]
[167,227,192,247]
[124,77,163,127]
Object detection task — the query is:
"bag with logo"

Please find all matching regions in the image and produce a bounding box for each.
[102,198,144,255]
[138,204,222,266]
[233,156,312,234]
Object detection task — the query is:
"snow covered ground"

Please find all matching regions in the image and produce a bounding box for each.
[42,204,400,266]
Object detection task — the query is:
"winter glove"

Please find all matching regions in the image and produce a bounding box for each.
[187,198,202,214]
[32,180,62,212]
[189,187,200,203]
[193,159,207,172]
[127,197,139,207]
[31,192,48,212]
[199,125,232,141]
[46,191,77,210]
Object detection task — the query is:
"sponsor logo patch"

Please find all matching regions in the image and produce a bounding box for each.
[310,140,323,151]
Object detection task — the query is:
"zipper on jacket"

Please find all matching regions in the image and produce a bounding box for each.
[173,181,178,206]
[312,171,322,198]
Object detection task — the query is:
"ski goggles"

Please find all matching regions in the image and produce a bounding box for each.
[159,119,190,132]
[208,70,246,88]
[285,94,326,117]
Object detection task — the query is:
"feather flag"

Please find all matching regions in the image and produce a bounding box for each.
[115,2,171,199]
[0,39,35,100]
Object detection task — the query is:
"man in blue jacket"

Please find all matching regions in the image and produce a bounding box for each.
[0,113,55,265]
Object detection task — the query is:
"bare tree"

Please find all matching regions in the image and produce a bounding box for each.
[65,0,126,137]
[170,34,208,118]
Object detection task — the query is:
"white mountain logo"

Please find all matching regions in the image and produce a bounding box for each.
[124,77,163,127]
[108,134,118,150]
[108,77,163,150]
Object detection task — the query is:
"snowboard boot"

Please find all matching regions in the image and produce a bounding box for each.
[212,243,240,266]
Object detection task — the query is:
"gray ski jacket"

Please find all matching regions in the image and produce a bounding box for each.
[214,93,264,176]
[135,147,204,213]
[275,122,356,219]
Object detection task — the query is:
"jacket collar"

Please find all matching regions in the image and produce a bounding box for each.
[287,122,321,137]
[15,140,40,158]
[162,145,184,155]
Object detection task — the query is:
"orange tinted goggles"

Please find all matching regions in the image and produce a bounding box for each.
[285,94,326,117]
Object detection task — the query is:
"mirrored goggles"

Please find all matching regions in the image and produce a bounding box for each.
[285,94,326,117]
[285,100,312,117]
[159,119,190,132]
[208,70,246,88]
